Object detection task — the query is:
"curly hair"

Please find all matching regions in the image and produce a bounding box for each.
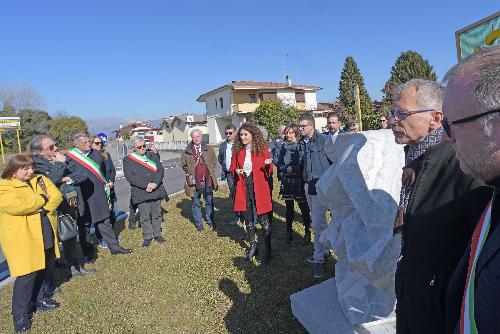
[232,122,268,156]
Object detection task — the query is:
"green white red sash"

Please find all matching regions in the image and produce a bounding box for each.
[67,148,111,197]
[460,196,494,334]
[128,152,158,172]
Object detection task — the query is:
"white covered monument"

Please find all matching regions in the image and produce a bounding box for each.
[291,130,405,333]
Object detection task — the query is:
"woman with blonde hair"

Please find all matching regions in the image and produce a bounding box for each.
[230,123,273,264]
[0,155,63,333]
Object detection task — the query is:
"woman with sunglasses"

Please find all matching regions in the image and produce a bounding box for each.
[0,155,63,333]
[230,123,273,264]
[277,124,311,245]
[91,135,117,249]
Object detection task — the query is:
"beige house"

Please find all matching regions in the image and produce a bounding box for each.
[161,113,208,142]
[197,79,322,144]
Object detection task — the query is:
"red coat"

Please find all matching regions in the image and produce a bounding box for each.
[229,148,273,215]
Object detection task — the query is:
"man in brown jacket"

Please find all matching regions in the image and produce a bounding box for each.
[181,129,218,231]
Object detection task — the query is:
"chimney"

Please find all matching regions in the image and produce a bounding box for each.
[285,74,292,86]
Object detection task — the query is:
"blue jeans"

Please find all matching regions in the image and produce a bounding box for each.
[226,172,243,221]
[192,182,214,227]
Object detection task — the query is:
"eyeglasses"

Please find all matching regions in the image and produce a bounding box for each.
[135,145,146,149]
[93,141,103,145]
[441,108,500,138]
[390,108,435,120]
[379,119,387,122]
[45,143,58,150]
[225,131,233,135]
[298,124,310,129]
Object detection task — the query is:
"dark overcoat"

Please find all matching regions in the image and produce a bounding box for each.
[66,149,110,224]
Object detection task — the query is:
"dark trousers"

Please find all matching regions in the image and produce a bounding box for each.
[95,217,120,252]
[61,237,81,269]
[285,199,311,233]
[138,199,163,239]
[77,216,95,259]
[12,248,55,316]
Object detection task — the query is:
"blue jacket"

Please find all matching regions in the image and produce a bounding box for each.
[270,139,284,166]
[218,140,232,179]
[298,131,331,195]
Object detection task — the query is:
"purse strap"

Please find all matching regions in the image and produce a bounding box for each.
[38,177,48,193]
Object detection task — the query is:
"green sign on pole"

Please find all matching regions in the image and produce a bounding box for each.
[456,12,500,61]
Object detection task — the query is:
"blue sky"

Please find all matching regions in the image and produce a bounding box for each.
[0,1,495,119]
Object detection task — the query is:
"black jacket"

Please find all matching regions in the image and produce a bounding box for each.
[33,155,88,216]
[446,178,499,334]
[123,151,166,205]
[395,142,486,334]
[218,140,232,179]
[66,149,110,223]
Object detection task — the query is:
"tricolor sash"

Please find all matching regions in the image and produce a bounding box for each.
[67,148,111,198]
[460,195,495,334]
[128,152,158,173]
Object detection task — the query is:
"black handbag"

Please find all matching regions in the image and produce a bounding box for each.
[38,177,79,241]
[57,214,78,241]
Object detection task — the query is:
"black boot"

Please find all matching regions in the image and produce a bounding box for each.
[245,222,257,262]
[285,220,293,245]
[303,228,311,245]
[261,215,272,264]
[13,313,32,333]
[299,200,312,245]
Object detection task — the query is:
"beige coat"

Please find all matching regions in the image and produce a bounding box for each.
[181,142,218,198]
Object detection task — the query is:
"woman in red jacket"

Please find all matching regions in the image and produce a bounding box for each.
[230,123,273,264]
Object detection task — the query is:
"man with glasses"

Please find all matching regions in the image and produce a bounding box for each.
[298,113,332,279]
[443,46,500,334]
[28,135,96,294]
[123,137,167,247]
[218,124,242,225]
[66,133,132,260]
[389,79,484,334]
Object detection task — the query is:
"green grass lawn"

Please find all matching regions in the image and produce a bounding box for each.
[0,181,335,333]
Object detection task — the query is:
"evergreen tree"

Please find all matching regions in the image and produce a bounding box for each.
[49,116,88,149]
[338,56,373,125]
[382,50,437,103]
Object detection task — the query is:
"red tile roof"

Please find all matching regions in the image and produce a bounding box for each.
[197,80,322,102]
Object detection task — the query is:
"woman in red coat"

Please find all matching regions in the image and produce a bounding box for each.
[230,123,273,264]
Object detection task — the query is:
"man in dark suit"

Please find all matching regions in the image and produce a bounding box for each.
[443,46,500,333]
[323,112,346,138]
[66,133,132,259]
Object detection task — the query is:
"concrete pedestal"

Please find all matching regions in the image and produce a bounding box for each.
[291,278,396,334]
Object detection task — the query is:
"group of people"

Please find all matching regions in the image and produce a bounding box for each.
[0,133,147,333]
[0,46,498,333]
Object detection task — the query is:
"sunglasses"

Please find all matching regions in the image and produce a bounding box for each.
[390,108,435,120]
[93,141,103,145]
[46,143,58,150]
[441,108,500,138]
[135,145,146,149]
[225,131,234,135]
[379,119,387,122]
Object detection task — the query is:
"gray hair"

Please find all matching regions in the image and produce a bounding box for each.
[258,125,268,140]
[190,128,203,138]
[392,78,444,111]
[443,46,500,115]
[28,134,54,155]
[131,136,145,147]
[277,124,286,135]
[73,133,89,146]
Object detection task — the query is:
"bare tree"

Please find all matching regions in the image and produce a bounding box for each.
[0,82,44,111]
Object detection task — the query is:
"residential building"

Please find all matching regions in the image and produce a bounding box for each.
[113,121,164,143]
[161,113,208,142]
[197,79,322,144]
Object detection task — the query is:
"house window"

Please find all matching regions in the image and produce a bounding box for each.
[295,92,305,102]
[259,92,278,101]
[249,94,256,103]
[215,99,217,109]
[158,131,162,135]
[220,97,224,109]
